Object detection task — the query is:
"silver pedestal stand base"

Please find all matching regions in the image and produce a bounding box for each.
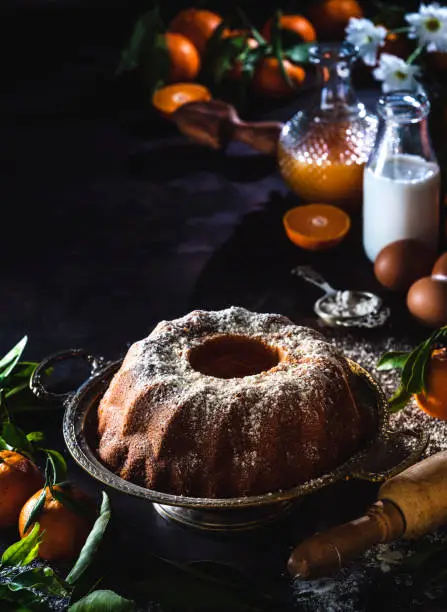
[153,501,296,532]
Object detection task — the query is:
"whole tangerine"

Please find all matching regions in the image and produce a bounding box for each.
[253,57,306,98]
[165,32,201,83]
[307,0,363,41]
[19,485,95,560]
[261,14,317,43]
[415,348,447,420]
[0,451,43,529]
[169,8,223,56]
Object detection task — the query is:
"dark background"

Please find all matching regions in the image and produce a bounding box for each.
[2,1,447,610]
[3,0,389,362]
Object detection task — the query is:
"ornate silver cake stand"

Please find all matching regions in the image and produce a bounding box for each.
[31,350,427,532]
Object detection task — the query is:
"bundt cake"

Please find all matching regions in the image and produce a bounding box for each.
[97,307,370,498]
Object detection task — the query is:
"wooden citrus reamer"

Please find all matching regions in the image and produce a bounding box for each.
[172,100,283,156]
[288,451,447,579]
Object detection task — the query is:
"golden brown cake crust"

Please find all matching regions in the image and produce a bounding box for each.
[97,307,364,498]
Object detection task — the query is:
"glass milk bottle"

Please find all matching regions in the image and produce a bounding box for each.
[278,42,377,213]
[363,91,440,262]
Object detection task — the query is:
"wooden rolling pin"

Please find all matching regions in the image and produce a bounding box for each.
[288,451,447,579]
[172,100,283,156]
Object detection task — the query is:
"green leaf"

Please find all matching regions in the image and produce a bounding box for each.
[0,389,10,425]
[5,383,31,398]
[50,487,92,519]
[204,19,229,62]
[68,590,135,611]
[6,566,70,598]
[140,32,170,94]
[115,8,165,76]
[1,523,41,567]
[66,492,111,585]
[270,10,294,91]
[281,29,312,50]
[388,387,413,412]
[9,362,39,378]
[235,7,267,47]
[23,488,46,534]
[242,45,265,73]
[0,336,28,381]
[4,362,39,399]
[284,42,313,64]
[0,583,46,607]
[115,6,170,93]
[0,435,11,451]
[1,422,33,456]
[206,34,248,85]
[26,431,45,443]
[387,341,424,412]
[406,333,440,394]
[377,351,409,371]
[42,449,67,484]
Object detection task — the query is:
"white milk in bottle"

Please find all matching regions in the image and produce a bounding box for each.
[363,91,440,263]
[363,154,440,262]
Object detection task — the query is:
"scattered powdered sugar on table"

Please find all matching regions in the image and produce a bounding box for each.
[292,528,447,612]
[293,567,366,612]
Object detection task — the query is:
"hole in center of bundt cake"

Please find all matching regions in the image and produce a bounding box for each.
[188,334,281,379]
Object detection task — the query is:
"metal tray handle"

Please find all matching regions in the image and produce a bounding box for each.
[30,348,105,404]
[348,429,429,483]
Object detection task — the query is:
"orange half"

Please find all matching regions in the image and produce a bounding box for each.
[283,204,351,251]
[152,83,212,116]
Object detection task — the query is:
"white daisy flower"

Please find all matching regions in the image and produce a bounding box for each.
[406,3,447,52]
[372,53,421,92]
[345,17,387,66]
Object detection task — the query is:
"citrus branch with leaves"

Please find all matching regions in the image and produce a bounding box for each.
[377,326,447,413]
[116,4,313,111]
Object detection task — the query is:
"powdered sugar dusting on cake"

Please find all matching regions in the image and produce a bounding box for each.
[126,307,353,444]
[97,307,366,497]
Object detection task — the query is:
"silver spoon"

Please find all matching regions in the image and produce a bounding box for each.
[291,266,388,328]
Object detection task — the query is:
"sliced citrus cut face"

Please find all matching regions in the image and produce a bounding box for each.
[283,203,351,250]
[152,83,212,116]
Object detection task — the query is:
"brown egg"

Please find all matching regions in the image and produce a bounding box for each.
[432,252,447,278]
[374,239,437,292]
[407,276,447,327]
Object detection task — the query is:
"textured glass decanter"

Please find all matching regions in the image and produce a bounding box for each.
[278,42,378,213]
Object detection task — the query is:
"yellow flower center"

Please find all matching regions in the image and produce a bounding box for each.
[395,70,408,80]
[425,17,441,32]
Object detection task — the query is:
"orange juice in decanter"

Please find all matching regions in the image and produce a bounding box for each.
[278,43,377,213]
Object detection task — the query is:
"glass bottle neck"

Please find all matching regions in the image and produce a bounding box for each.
[317,59,364,117]
[373,116,435,171]
[368,91,437,171]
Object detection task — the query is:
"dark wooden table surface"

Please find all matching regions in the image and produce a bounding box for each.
[3,4,447,611]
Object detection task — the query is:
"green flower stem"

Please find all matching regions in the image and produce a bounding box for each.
[388,26,411,34]
[235,6,267,46]
[407,44,425,65]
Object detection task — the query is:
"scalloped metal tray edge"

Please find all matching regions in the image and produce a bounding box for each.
[62,358,427,510]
